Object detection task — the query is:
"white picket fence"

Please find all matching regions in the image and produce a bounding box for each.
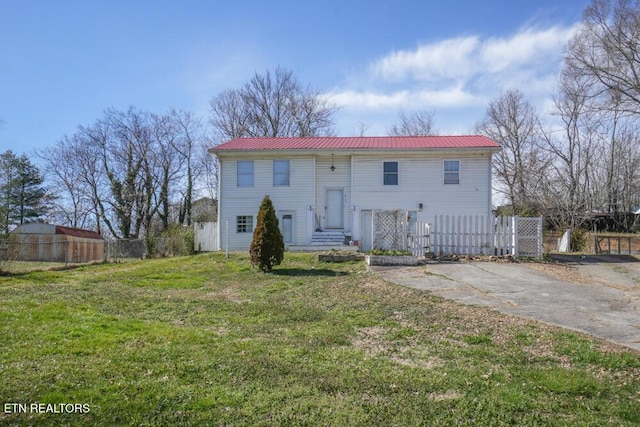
[408,215,542,258]
[194,222,218,251]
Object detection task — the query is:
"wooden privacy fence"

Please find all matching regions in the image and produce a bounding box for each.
[405,215,542,258]
[194,222,218,252]
[6,235,105,263]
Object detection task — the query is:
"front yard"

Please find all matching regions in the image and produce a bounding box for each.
[1,253,639,425]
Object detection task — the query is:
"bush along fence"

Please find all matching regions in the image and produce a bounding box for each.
[371,211,543,258]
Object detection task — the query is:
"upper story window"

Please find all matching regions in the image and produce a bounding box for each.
[444,160,460,184]
[237,161,254,187]
[383,161,398,186]
[273,160,290,186]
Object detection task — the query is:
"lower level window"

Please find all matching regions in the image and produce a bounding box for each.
[236,216,253,233]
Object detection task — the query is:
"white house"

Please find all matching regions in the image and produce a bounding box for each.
[209,136,501,251]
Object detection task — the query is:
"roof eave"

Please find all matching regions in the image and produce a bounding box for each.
[209,146,501,156]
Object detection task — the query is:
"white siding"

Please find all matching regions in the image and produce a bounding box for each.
[217,155,315,250]
[215,150,495,250]
[351,153,493,241]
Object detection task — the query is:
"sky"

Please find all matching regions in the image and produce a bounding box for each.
[0,0,591,157]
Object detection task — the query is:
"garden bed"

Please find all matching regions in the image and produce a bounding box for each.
[365,254,419,266]
[318,253,365,262]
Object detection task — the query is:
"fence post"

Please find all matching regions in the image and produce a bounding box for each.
[225,220,229,259]
[511,216,520,258]
[489,215,495,256]
[538,218,543,258]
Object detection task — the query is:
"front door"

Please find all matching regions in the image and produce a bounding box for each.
[326,189,343,229]
[281,214,293,244]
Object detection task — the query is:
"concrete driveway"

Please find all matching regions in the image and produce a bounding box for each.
[370,255,640,351]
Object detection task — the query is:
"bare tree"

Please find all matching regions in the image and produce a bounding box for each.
[44,107,210,239]
[166,109,206,227]
[209,67,338,142]
[387,109,438,136]
[566,0,640,114]
[475,90,548,215]
[199,136,219,205]
[357,121,371,137]
[37,136,94,229]
[586,93,640,228]
[540,69,602,230]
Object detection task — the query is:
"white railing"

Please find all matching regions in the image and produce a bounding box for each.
[409,215,542,258]
[408,221,431,257]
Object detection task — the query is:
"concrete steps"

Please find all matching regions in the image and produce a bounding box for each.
[287,230,359,252]
[311,230,347,245]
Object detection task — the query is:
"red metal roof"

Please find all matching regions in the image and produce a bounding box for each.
[55,226,103,240]
[210,136,500,152]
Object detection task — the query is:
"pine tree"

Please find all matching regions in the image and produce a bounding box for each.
[250,196,284,272]
[0,151,48,234]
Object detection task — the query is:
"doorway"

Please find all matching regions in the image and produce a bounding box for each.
[361,210,373,252]
[326,189,344,229]
[281,213,294,244]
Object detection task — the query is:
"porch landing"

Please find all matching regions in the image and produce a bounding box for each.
[287,245,360,253]
[288,229,359,252]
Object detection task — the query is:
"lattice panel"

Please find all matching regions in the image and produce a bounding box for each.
[517,217,542,258]
[372,210,407,251]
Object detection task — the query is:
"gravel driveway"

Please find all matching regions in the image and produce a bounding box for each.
[370,255,640,351]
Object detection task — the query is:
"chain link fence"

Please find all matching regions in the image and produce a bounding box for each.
[105,237,194,261]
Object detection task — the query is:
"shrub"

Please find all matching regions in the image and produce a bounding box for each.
[145,224,195,257]
[570,227,589,252]
[250,196,284,272]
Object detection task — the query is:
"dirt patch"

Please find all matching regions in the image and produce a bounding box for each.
[205,286,249,303]
[521,262,588,284]
[428,390,462,401]
[352,326,389,357]
[352,325,445,370]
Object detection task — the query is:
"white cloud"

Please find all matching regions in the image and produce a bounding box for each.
[372,36,480,82]
[329,24,579,134]
[480,26,577,73]
[329,84,484,111]
[329,90,411,110]
[369,25,577,84]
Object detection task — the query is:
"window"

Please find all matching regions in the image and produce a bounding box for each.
[383,161,398,186]
[273,160,290,186]
[444,160,460,184]
[236,216,253,233]
[237,161,253,187]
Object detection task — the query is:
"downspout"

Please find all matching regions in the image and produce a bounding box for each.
[488,152,494,218]
[310,155,316,244]
[217,157,223,251]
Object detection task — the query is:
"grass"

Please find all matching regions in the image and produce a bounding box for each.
[1,252,639,426]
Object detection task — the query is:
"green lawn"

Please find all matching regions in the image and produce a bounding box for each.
[1,253,639,426]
